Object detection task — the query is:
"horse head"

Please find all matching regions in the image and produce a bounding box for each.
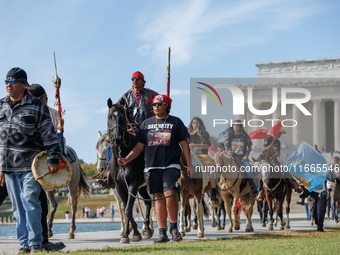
[96,131,110,173]
[107,99,128,147]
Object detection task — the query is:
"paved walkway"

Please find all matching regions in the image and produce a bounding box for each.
[1,215,339,255]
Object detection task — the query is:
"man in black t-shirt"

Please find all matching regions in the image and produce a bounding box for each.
[118,94,191,243]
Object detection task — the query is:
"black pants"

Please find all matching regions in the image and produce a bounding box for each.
[0,183,49,242]
[309,192,327,231]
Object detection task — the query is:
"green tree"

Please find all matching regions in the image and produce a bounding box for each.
[81,163,97,179]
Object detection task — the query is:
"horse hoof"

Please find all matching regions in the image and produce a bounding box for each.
[221,225,225,230]
[280,226,284,230]
[268,226,273,231]
[132,234,142,242]
[120,237,129,244]
[228,228,233,233]
[68,233,75,239]
[48,231,53,238]
[286,226,290,230]
[217,226,221,230]
[193,223,198,230]
[245,228,250,232]
[311,222,314,226]
[180,231,185,237]
[197,232,204,238]
[261,223,266,227]
[250,226,254,232]
[119,230,124,237]
[274,223,277,227]
[234,225,240,231]
[143,230,153,239]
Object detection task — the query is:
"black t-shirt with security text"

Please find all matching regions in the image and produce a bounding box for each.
[137,115,189,170]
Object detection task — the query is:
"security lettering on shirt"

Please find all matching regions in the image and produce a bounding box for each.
[147,123,174,147]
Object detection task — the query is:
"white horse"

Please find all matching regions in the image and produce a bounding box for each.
[96,131,126,236]
[46,145,90,239]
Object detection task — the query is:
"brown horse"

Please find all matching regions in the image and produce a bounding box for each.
[214,152,258,233]
[179,154,212,238]
[260,161,292,230]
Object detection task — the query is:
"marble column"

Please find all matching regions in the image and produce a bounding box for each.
[333,98,340,152]
[251,102,262,149]
[292,105,301,145]
[312,99,321,148]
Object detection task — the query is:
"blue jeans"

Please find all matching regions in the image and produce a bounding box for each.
[5,172,43,248]
[305,202,311,220]
[242,160,257,189]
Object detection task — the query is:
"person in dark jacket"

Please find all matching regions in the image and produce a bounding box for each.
[0,67,61,254]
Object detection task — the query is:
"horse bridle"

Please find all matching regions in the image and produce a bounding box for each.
[107,105,134,148]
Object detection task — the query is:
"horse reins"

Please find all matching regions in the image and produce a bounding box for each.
[107,105,191,202]
[220,156,240,192]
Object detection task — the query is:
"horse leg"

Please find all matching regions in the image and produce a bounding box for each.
[245,196,255,232]
[285,184,292,229]
[112,189,125,237]
[210,201,217,228]
[192,199,198,230]
[46,190,57,238]
[222,202,226,230]
[179,193,187,237]
[138,186,153,239]
[196,197,204,238]
[216,207,222,230]
[222,194,233,232]
[187,201,192,232]
[261,198,266,227]
[267,197,274,231]
[127,187,141,242]
[233,196,240,231]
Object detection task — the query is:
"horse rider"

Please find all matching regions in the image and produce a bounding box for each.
[188,117,218,201]
[0,68,62,254]
[97,71,158,187]
[257,130,302,201]
[118,94,191,243]
[225,120,258,196]
[118,71,159,129]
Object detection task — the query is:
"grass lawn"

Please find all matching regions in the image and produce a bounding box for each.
[40,226,340,255]
[50,196,115,219]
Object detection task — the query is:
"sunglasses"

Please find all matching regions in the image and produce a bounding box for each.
[131,77,143,81]
[152,102,165,107]
[5,78,20,85]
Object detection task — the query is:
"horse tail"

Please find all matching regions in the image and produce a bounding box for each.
[78,165,90,198]
[201,196,209,218]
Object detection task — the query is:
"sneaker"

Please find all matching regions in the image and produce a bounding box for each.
[153,234,169,243]
[42,241,66,251]
[29,245,43,254]
[15,247,30,255]
[171,229,182,242]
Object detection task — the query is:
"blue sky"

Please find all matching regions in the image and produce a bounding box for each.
[1,0,339,164]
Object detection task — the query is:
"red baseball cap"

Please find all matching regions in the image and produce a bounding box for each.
[131,71,144,81]
[153,94,172,106]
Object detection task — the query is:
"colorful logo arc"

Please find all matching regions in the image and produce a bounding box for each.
[196,82,223,106]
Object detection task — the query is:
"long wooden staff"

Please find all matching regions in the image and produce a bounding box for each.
[53,52,66,155]
[167,47,171,97]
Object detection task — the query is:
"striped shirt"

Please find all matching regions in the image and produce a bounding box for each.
[0,90,61,174]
